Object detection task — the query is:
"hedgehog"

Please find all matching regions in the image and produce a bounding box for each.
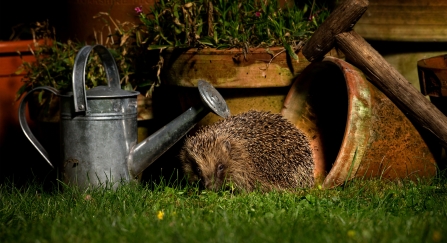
[179,110,314,192]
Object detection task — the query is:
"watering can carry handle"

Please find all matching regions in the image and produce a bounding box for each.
[72,45,120,113]
[18,86,62,168]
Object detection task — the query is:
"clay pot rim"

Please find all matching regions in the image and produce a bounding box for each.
[160,45,342,89]
[162,46,289,55]
[417,54,447,70]
[320,57,373,188]
[0,39,51,53]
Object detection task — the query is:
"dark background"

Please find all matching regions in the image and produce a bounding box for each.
[0,0,69,41]
[0,0,337,41]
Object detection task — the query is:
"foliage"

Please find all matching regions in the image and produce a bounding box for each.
[15,1,331,101]
[138,0,330,59]
[15,18,156,102]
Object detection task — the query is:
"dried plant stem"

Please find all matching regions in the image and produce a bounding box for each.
[261,40,304,71]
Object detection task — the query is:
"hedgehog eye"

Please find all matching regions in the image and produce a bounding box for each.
[196,167,202,175]
[217,164,225,171]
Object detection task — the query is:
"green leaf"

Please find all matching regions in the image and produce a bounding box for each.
[147,45,170,50]
[91,78,97,87]
[15,84,28,101]
[107,49,119,56]
[199,36,217,47]
[173,4,180,19]
[123,82,133,91]
[136,80,154,88]
[38,90,44,104]
[283,42,298,60]
[15,67,25,75]
[216,44,230,49]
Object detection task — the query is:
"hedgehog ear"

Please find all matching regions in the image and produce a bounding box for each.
[223,140,231,153]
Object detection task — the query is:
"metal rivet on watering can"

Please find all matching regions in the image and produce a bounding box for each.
[282,56,438,188]
[19,44,230,189]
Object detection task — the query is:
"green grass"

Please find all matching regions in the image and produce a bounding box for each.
[1,176,447,243]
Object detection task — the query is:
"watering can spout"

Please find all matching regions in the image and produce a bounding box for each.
[128,80,230,177]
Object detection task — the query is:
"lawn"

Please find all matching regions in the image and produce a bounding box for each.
[1,174,446,243]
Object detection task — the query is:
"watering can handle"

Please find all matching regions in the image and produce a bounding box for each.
[72,45,120,113]
[18,86,62,168]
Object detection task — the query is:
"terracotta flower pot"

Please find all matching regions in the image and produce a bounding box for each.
[0,39,51,179]
[282,57,438,188]
[417,54,447,171]
[160,47,343,126]
[417,54,447,115]
[0,40,45,147]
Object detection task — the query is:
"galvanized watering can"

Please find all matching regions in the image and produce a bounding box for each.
[19,45,230,188]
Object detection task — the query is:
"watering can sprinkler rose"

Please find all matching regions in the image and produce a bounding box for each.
[19,45,230,189]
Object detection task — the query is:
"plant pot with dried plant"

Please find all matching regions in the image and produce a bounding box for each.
[136,0,340,127]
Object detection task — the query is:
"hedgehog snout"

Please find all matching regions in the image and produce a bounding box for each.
[202,174,223,191]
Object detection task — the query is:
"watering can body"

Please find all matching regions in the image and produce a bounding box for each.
[19,44,230,189]
[60,87,138,187]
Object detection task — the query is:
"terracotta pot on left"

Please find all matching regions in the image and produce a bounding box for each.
[0,39,50,180]
[0,40,50,131]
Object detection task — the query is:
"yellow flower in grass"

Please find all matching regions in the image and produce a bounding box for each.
[157,211,164,220]
[347,230,356,238]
